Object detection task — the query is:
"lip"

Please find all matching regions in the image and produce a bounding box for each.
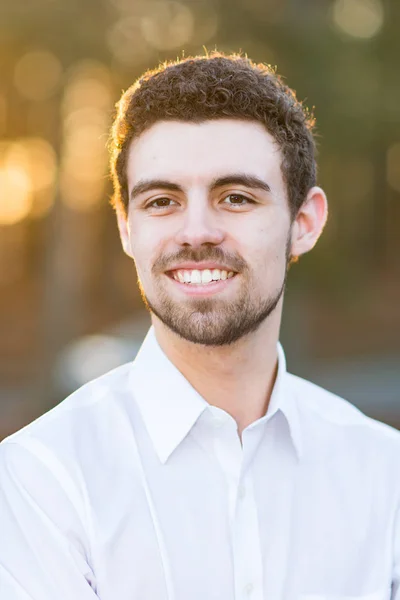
[165,262,237,273]
[165,272,238,296]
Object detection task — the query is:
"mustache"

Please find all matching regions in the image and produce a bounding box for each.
[153,247,248,273]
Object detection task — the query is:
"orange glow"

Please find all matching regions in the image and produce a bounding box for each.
[1,138,57,220]
[59,61,112,212]
[6,138,57,191]
[0,166,33,225]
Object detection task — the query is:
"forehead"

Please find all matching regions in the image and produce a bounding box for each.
[126,119,283,187]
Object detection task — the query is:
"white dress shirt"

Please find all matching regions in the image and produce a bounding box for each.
[1,326,400,600]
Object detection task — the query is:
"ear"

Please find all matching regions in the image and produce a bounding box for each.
[116,208,134,258]
[290,186,328,259]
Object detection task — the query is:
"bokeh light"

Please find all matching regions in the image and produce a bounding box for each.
[62,64,112,112]
[0,137,57,224]
[140,1,194,50]
[14,50,62,101]
[332,0,384,39]
[107,17,153,66]
[5,138,57,218]
[0,166,33,226]
[60,61,112,211]
[54,334,138,393]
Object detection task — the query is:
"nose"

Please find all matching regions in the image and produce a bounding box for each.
[174,196,225,248]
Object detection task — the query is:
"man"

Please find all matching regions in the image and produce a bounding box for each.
[1,53,399,600]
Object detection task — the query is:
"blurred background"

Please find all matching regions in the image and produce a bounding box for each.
[0,0,399,440]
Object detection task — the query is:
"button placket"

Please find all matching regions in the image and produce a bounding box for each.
[232,471,264,600]
[244,582,254,595]
[203,410,264,600]
[237,484,246,501]
[213,425,243,525]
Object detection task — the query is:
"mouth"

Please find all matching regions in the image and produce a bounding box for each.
[164,266,238,296]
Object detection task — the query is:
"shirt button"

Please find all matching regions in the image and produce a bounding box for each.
[238,485,246,500]
[244,583,254,595]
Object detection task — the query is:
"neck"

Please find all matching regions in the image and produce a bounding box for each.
[152,304,283,438]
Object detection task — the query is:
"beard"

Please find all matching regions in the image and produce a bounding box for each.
[137,239,291,347]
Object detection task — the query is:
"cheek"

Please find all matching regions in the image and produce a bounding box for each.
[130,234,167,285]
[130,236,151,280]
[245,225,289,278]
[129,220,152,271]
[130,216,172,258]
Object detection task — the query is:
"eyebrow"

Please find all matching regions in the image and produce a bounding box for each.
[129,173,271,201]
[210,174,271,194]
[130,180,184,200]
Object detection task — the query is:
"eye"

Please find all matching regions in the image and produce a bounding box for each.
[222,193,255,207]
[146,197,178,210]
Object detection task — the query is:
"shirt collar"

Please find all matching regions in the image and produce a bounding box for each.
[129,326,302,463]
[266,342,303,459]
[129,327,208,464]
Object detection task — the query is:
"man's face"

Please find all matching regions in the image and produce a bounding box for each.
[120,119,293,346]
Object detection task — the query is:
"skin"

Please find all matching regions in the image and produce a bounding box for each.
[117,119,328,439]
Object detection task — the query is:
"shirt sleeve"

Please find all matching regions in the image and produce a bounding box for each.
[0,439,99,599]
[393,498,400,600]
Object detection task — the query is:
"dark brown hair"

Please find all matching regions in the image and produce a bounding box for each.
[109,52,317,219]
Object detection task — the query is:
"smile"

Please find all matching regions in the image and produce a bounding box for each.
[165,267,238,297]
[169,268,235,285]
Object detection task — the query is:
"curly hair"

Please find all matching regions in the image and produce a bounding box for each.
[109,52,317,220]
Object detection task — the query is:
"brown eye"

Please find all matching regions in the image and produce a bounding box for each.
[229,194,246,204]
[147,198,176,209]
[223,194,254,206]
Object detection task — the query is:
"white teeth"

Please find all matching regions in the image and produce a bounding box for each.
[190,269,201,284]
[172,268,236,284]
[201,269,212,284]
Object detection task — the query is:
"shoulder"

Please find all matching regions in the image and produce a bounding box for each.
[1,361,134,460]
[0,361,143,524]
[286,371,400,461]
